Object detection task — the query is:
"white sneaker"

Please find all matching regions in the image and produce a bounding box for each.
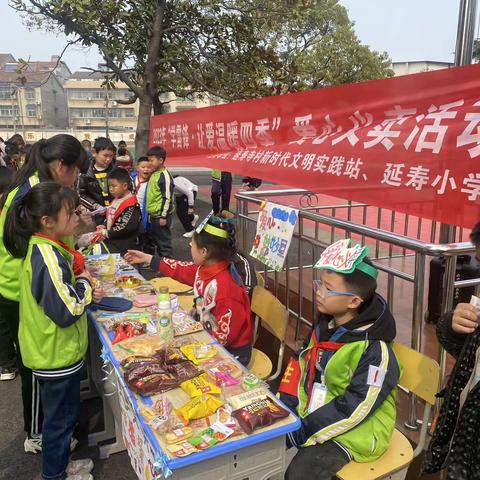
[66,458,94,475]
[183,230,195,238]
[65,474,93,480]
[24,434,42,453]
[191,214,199,227]
[24,434,79,454]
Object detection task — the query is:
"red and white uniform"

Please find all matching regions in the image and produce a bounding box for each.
[152,257,252,349]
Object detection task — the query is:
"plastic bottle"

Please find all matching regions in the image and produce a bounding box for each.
[157,286,173,342]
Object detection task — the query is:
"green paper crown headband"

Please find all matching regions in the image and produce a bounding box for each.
[195,210,230,239]
[314,239,378,279]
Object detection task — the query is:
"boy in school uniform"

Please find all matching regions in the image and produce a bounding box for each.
[98,168,142,255]
[78,137,115,223]
[145,145,174,257]
[279,239,400,480]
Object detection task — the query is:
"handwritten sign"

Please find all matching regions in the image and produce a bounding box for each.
[250,201,298,272]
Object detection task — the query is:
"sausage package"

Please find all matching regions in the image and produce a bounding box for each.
[232,397,290,434]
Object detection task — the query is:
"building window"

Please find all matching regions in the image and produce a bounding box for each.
[25,88,35,100]
[26,105,37,117]
[125,108,135,117]
[0,105,19,117]
[0,86,12,100]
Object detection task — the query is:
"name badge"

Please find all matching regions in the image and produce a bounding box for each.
[308,382,328,414]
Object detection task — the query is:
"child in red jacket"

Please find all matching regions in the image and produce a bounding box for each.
[125,214,253,365]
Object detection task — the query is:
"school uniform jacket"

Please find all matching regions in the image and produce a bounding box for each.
[150,256,253,349]
[146,167,174,218]
[280,294,400,462]
[19,235,92,378]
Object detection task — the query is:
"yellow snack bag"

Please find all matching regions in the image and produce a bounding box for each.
[175,395,224,424]
[180,373,221,397]
[180,343,217,365]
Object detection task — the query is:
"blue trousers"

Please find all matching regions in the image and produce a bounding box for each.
[39,372,81,480]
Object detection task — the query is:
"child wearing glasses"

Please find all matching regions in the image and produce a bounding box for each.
[278,239,400,480]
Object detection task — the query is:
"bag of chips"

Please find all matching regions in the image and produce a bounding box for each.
[180,343,217,365]
[176,395,224,424]
[180,373,221,397]
[232,398,290,435]
[120,355,158,370]
[124,362,166,384]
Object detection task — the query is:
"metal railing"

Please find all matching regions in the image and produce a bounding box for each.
[235,188,479,429]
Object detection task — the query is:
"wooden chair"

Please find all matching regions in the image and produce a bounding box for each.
[255,271,265,288]
[247,286,289,381]
[336,342,440,480]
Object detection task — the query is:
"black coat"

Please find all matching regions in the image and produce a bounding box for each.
[421,313,480,479]
[78,161,114,208]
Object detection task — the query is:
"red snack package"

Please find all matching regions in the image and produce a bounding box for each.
[112,325,127,344]
[128,373,179,396]
[232,398,290,434]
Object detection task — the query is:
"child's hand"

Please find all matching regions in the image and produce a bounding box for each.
[452,303,479,334]
[77,269,92,283]
[124,250,152,265]
[159,217,167,227]
[93,287,107,303]
[188,208,194,215]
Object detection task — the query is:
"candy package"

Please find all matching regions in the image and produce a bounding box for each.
[176,394,224,424]
[128,372,178,396]
[180,373,221,397]
[232,398,290,435]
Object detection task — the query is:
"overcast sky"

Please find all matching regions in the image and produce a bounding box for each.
[0,1,469,72]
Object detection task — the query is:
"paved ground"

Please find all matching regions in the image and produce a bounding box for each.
[0,175,222,480]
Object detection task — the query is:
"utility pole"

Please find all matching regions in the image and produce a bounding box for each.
[439,0,478,243]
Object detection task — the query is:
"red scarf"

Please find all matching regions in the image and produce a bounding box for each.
[34,233,85,275]
[305,340,344,406]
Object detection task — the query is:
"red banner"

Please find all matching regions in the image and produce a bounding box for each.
[150,64,480,228]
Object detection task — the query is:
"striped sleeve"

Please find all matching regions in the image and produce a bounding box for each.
[158,170,173,217]
[30,244,92,328]
[288,340,400,448]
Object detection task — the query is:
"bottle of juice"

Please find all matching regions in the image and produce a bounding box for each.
[157,286,173,342]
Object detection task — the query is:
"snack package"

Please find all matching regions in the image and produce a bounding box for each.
[154,346,187,365]
[121,355,159,370]
[124,362,166,384]
[128,373,178,396]
[113,334,166,356]
[216,406,236,429]
[166,441,197,457]
[202,358,243,379]
[242,373,262,390]
[180,343,217,365]
[176,395,224,424]
[232,398,290,434]
[140,405,173,434]
[180,373,222,397]
[172,313,203,337]
[133,295,157,308]
[153,395,173,416]
[167,361,202,383]
[210,368,239,387]
[229,390,268,410]
[165,426,193,444]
